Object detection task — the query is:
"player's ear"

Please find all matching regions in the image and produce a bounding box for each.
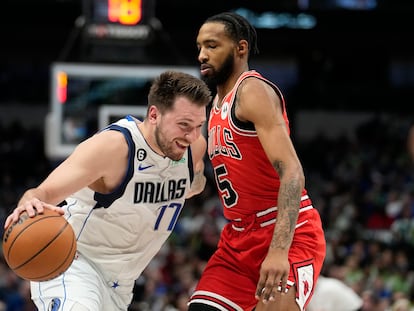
[148,105,159,123]
[237,40,248,57]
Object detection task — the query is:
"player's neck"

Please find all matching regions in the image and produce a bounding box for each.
[216,68,249,108]
[137,120,164,157]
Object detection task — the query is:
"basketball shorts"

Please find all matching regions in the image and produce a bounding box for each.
[30,252,132,311]
[188,208,326,311]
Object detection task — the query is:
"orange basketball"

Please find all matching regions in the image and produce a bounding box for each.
[2,209,77,281]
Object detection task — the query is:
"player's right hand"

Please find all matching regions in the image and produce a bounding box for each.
[4,199,64,229]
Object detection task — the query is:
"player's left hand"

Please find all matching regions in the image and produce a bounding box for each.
[255,250,290,303]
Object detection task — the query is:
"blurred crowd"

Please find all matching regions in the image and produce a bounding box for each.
[1,113,414,311]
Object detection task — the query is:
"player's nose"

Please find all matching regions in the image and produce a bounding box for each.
[185,128,200,143]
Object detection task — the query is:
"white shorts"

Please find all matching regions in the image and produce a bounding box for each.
[30,252,133,311]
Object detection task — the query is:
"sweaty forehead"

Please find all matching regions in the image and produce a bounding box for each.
[169,97,206,122]
[198,22,230,41]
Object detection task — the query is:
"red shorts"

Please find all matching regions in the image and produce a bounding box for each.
[188,208,326,311]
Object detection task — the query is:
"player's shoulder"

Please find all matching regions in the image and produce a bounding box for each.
[108,116,138,130]
[237,76,274,102]
[238,70,270,88]
[95,127,130,145]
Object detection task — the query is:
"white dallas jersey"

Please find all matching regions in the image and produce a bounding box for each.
[63,115,194,295]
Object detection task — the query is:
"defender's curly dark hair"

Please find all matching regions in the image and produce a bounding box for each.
[204,12,259,58]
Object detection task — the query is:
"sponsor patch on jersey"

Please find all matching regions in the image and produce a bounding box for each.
[221,102,229,120]
[171,157,186,166]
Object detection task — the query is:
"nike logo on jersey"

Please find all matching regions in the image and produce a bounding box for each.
[138,163,154,171]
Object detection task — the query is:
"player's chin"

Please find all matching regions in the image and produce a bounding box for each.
[169,150,185,162]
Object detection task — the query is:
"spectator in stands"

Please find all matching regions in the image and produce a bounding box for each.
[307,275,363,311]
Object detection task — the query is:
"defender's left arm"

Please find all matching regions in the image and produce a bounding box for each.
[186,135,207,199]
[236,78,305,301]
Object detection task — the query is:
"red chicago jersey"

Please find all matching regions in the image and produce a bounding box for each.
[208,70,308,220]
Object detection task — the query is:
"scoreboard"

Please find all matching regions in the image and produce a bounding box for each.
[82,0,156,42]
[89,0,148,25]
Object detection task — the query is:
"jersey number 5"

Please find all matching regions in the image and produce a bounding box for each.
[215,164,238,208]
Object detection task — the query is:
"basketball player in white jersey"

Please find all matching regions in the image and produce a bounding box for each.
[4,71,212,311]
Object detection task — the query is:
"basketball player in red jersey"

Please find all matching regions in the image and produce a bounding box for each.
[188,12,326,311]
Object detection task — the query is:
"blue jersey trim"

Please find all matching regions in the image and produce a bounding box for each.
[93,124,136,208]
